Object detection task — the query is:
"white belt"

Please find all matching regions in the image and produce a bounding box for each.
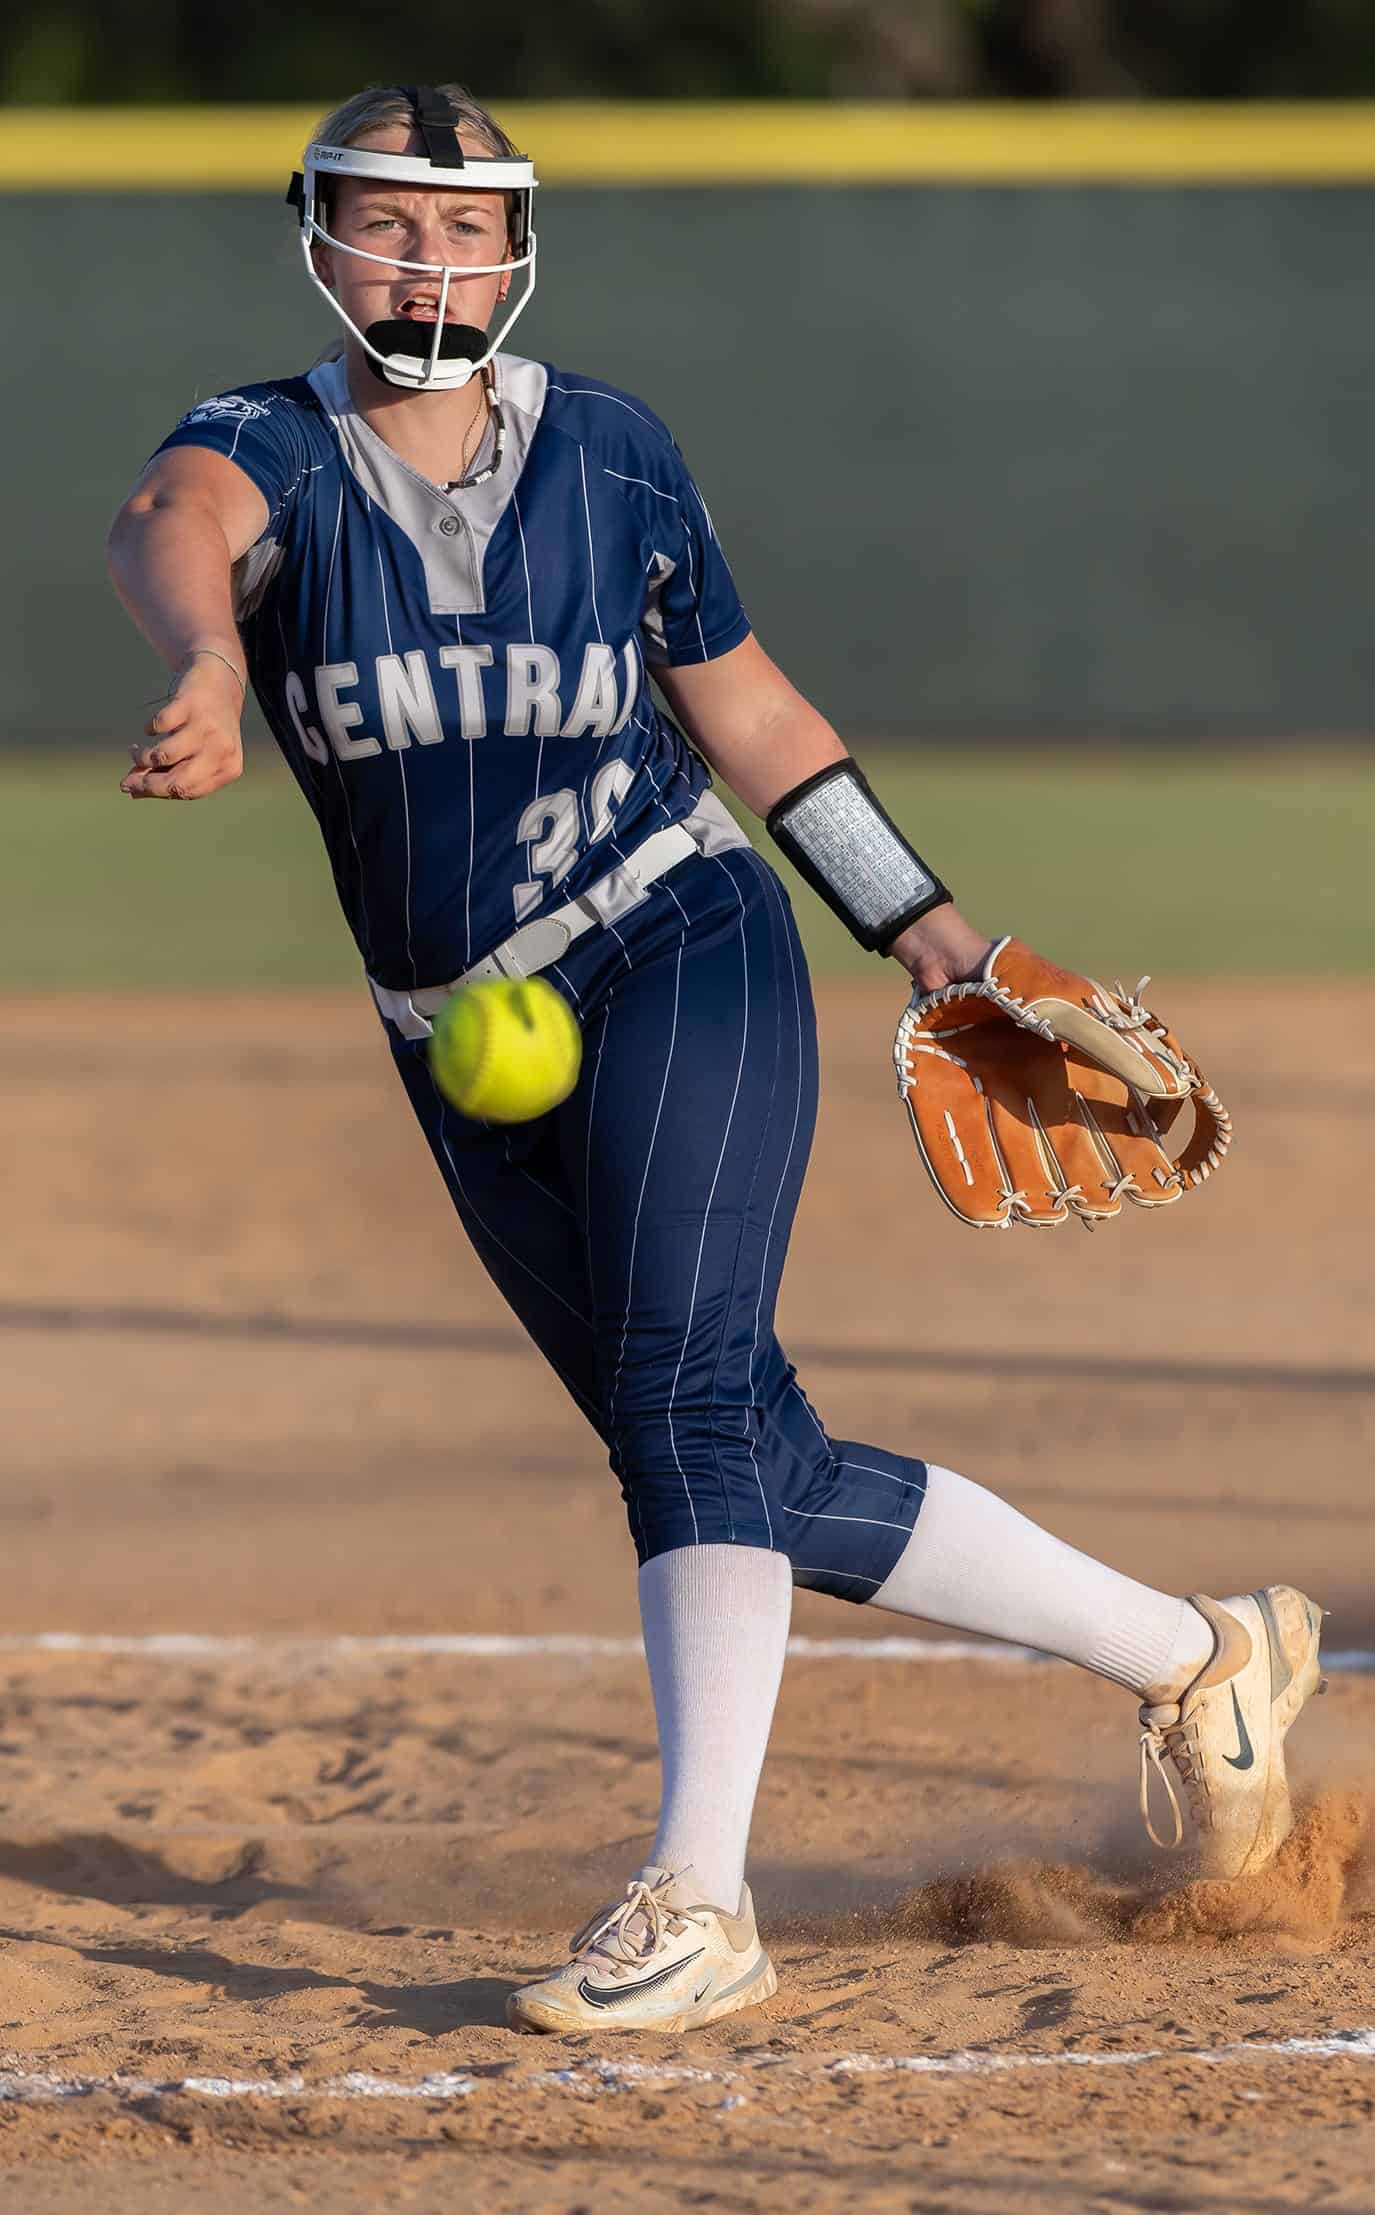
[369,820,700,1040]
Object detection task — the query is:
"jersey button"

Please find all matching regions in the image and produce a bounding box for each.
[437,515,460,536]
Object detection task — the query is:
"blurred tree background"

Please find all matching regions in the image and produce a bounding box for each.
[4,0,1375,103]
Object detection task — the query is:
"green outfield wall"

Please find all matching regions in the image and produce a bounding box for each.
[5,106,1373,740]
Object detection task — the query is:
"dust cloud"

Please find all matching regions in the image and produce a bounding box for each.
[780,1787,1373,1953]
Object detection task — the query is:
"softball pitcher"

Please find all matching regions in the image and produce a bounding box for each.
[108,83,1322,2034]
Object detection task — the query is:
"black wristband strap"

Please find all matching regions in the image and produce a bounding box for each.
[766,761,951,953]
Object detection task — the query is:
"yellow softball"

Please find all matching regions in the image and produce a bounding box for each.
[428,976,583,1123]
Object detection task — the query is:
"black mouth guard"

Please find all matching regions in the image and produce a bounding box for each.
[365,317,488,363]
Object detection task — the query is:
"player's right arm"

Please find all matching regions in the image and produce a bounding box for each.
[107,448,268,800]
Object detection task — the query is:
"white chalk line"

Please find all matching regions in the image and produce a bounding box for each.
[2,2031,1373,2110]
[0,1631,1371,1671]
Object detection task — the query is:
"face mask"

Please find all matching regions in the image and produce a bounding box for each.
[287,98,538,392]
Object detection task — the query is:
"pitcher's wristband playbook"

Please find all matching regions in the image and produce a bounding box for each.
[766,762,952,953]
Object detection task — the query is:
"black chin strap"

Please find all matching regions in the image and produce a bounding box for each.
[400,85,466,171]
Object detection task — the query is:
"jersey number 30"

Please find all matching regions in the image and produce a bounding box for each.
[513,761,634,922]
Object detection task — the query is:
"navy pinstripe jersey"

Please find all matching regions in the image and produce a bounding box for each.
[153,354,751,989]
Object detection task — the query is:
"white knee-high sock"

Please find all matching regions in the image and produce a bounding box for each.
[639,1544,793,1914]
[872,1465,1213,1702]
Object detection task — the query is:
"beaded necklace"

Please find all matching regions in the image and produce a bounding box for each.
[441,366,504,492]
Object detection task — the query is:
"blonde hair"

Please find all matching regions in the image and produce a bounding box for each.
[310,81,521,178]
[306,83,523,364]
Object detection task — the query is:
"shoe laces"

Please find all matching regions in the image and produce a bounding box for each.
[1138,1709,1209,1849]
[568,1874,707,1982]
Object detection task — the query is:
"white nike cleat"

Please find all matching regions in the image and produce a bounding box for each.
[1138,1585,1326,1879]
[506,1866,778,2034]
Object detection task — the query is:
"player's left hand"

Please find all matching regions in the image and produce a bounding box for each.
[893,936,1233,1229]
[886,904,994,991]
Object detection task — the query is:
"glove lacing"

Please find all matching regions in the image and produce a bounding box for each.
[1096,975,1194,1088]
[899,971,1194,1095]
[1103,1169,1142,1204]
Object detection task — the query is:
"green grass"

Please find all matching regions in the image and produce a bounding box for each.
[7,744,1372,990]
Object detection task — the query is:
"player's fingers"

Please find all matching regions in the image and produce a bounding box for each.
[129,729,198,772]
[125,728,201,784]
[122,729,240,797]
[144,695,193,741]
[122,753,239,800]
[122,765,188,799]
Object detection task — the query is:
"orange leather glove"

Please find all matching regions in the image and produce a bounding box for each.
[893,937,1232,1230]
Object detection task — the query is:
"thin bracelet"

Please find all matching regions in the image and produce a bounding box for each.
[184,647,247,691]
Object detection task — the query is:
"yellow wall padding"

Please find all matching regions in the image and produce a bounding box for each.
[5,102,1375,190]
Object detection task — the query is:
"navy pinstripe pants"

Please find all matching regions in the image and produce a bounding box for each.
[386,844,927,1603]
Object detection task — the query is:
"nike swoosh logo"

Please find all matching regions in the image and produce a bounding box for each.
[1224,1684,1255,1770]
[576,1946,706,2010]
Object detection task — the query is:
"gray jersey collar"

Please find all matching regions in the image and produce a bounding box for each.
[306,352,549,617]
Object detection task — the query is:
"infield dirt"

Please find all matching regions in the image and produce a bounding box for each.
[0,978,1371,2211]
